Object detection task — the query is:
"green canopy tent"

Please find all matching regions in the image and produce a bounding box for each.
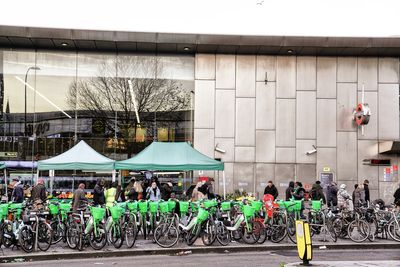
[115,142,226,197]
[38,141,115,192]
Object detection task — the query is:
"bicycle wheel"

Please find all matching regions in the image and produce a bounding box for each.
[51,221,66,244]
[66,221,81,249]
[241,220,260,244]
[154,223,179,248]
[89,224,107,250]
[331,217,345,238]
[125,217,138,248]
[140,214,147,240]
[37,222,53,251]
[388,220,400,242]
[216,222,230,246]
[19,225,34,253]
[257,222,267,244]
[186,223,201,245]
[366,217,378,241]
[202,220,217,246]
[109,223,123,248]
[347,219,370,243]
[286,216,297,244]
[2,221,15,248]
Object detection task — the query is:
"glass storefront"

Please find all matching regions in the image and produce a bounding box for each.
[0,50,195,161]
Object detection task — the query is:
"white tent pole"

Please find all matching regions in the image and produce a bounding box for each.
[222,170,226,200]
[4,168,7,197]
[112,170,116,183]
[49,170,54,194]
[36,169,39,184]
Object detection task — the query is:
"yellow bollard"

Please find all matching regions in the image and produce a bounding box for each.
[296,220,313,266]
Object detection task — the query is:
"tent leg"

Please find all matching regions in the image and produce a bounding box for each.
[112,170,116,183]
[222,171,226,200]
[49,170,54,194]
[35,169,39,184]
[4,168,7,197]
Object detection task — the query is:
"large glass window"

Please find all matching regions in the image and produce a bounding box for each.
[0,50,194,162]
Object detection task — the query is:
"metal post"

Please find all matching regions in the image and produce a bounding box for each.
[222,171,226,200]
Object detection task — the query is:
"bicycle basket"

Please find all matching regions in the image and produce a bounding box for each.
[49,203,59,215]
[0,204,9,217]
[293,200,302,211]
[197,208,209,222]
[179,201,189,214]
[221,201,231,212]
[110,206,124,221]
[203,200,216,209]
[190,202,199,213]
[127,201,138,212]
[117,202,127,211]
[311,200,322,211]
[138,201,148,213]
[59,203,71,212]
[242,205,255,218]
[9,203,23,210]
[91,206,106,222]
[251,201,263,212]
[159,202,169,213]
[149,201,159,213]
[167,200,176,212]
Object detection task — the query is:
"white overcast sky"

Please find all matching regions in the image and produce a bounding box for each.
[1,0,400,37]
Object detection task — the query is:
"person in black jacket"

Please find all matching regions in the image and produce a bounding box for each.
[93,178,105,206]
[363,179,370,205]
[161,181,173,201]
[264,180,279,200]
[293,181,306,219]
[394,183,400,209]
[11,177,24,203]
[310,181,326,204]
[285,181,295,200]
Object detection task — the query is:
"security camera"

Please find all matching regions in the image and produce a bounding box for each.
[215,143,226,154]
[305,145,317,155]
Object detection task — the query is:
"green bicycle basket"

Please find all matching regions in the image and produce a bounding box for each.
[159,202,169,213]
[138,201,148,213]
[127,201,138,213]
[49,203,59,215]
[221,201,231,212]
[91,206,106,222]
[167,200,176,212]
[110,206,124,221]
[179,201,189,214]
[276,200,285,210]
[311,200,322,211]
[197,208,209,222]
[59,203,71,213]
[0,204,9,220]
[293,200,302,211]
[251,201,263,212]
[149,201,159,213]
[190,202,199,213]
[242,205,255,218]
[117,202,127,211]
[203,200,216,209]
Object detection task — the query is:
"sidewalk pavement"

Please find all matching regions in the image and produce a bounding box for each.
[1,237,399,263]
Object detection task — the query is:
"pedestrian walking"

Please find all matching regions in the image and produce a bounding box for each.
[363,179,370,205]
[11,177,24,203]
[327,181,338,209]
[263,180,279,200]
[285,181,295,201]
[353,183,365,208]
[310,181,326,204]
[337,184,353,211]
[72,183,87,212]
[93,178,105,206]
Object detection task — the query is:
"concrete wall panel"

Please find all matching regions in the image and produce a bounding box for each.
[214,138,235,162]
[276,56,296,98]
[296,140,317,164]
[256,130,275,163]
[236,98,256,146]
[256,82,275,130]
[358,57,378,91]
[218,162,234,194]
[337,57,357,82]
[316,148,337,175]
[337,83,357,131]
[233,163,254,194]
[275,164,295,196]
[194,129,214,158]
[378,58,399,83]
[276,99,296,146]
[256,163,275,198]
[235,147,255,162]
[195,54,215,80]
[215,90,235,137]
[276,147,296,163]
[378,84,399,140]
[236,55,256,97]
[297,164,317,188]
[337,132,357,181]
[216,55,235,88]
[256,56,276,82]
[317,57,337,98]
[296,91,316,139]
[317,99,336,147]
[194,80,215,129]
[297,56,316,91]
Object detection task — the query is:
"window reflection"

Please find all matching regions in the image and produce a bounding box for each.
[0,50,194,161]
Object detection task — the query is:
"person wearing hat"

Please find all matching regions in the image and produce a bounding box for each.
[11,177,24,203]
[31,178,47,206]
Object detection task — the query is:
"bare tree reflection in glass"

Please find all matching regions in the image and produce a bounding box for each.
[67,56,190,157]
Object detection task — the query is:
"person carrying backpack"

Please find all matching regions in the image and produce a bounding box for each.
[310,181,326,204]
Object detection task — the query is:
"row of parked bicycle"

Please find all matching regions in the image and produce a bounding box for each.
[0,196,399,252]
